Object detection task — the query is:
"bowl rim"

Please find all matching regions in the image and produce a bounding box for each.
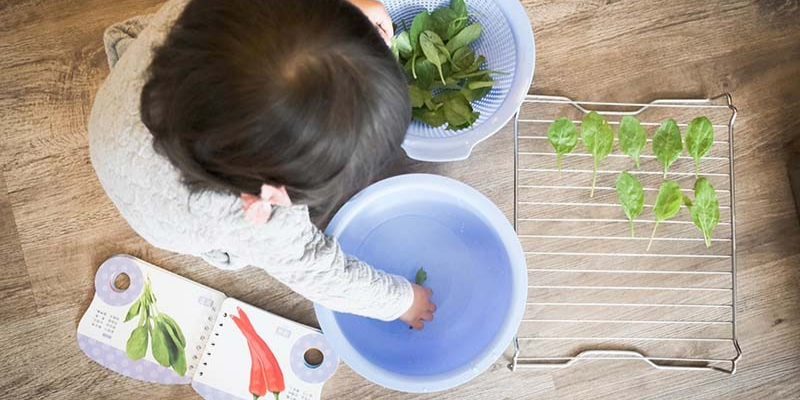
[399,0,536,162]
[315,173,528,393]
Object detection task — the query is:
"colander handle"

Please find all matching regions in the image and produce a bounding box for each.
[402,138,476,162]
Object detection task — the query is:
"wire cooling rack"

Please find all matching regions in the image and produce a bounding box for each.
[509,94,741,373]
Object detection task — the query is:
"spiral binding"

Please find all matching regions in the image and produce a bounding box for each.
[191,306,223,378]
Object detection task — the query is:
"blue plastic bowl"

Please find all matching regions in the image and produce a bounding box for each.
[314,174,527,393]
[383,0,536,162]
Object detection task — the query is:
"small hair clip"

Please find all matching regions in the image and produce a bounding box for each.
[241,184,292,224]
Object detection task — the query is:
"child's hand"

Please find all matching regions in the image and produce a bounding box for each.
[348,0,394,45]
[400,283,436,330]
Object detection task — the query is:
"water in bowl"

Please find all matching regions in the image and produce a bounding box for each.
[332,198,513,376]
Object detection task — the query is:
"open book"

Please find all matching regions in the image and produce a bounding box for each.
[78,255,338,400]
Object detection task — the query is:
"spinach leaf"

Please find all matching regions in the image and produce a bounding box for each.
[409,11,430,51]
[415,267,428,285]
[413,58,436,90]
[419,30,448,84]
[580,111,615,197]
[430,8,458,40]
[125,325,149,361]
[443,95,473,127]
[653,118,683,178]
[460,85,491,102]
[408,85,427,108]
[546,117,579,170]
[412,107,447,127]
[467,77,494,89]
[685,116,714,177]
[618,115,647,169]
[392,31,413,59]
[687,177,720,248]
[615,171,645,237]
[451,0,467,19]
[451,47,475,72]
[648,180,683,251]
[446,23,482,54]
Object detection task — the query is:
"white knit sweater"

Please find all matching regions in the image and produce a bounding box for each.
[88,0,413,321]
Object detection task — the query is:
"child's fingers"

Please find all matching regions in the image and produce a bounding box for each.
[421,311,434,322]
[428,302,437,312]
[425,287,433,297]
[411,319,424,330]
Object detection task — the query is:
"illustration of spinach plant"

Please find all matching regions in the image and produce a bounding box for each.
[124,278,187,376]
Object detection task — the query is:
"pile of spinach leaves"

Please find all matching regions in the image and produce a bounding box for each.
[391,0,503,130]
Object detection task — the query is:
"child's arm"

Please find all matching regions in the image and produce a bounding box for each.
[220,205,435,326]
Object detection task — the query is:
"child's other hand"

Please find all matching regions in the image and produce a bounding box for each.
[400,283,436,330]
[348,0,394,46]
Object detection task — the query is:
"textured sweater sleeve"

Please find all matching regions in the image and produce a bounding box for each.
[218,205,415,321]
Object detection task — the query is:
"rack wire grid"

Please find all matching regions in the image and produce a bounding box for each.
[509,94,741,373]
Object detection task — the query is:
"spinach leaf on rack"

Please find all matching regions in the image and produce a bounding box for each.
[648,180,683,251]
[684,177,720,248]
[615,171,645,237]
[653,119,683,178]
[685,116,714,177]
[547,117,579,171]
[618,115,647,169]
[580,111,614,197]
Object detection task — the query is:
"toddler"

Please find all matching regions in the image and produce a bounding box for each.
[89,0,436,329]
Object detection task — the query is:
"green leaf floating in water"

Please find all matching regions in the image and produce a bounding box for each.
[615,171,645,237]
[648,181,683,251]
[580,111,614,197]
[547,117,579,171]
[415,267,428,285]
[618,116,647,169]
[685,116,714,177]
[686,177,720,248]
[125,325,149,361]
[653,119,683,179]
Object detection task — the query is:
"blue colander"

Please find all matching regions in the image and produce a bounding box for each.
[382,0,536,162]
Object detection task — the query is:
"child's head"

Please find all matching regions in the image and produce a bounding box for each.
[141,0,410,223]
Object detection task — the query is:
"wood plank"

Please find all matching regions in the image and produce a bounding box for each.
[0,0,798,399]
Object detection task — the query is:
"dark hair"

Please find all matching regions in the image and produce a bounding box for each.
[141,0,410,224]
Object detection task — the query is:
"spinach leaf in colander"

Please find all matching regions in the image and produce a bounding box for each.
[392,3,503,130]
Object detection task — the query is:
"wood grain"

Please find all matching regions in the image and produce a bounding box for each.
[1,0,799,399]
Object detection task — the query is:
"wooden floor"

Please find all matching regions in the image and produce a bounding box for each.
[1,0,799,399]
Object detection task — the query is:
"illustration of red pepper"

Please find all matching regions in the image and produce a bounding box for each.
[231,307,285,400]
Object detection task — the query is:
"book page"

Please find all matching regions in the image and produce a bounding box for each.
[192,299,339,400]
[77,255,226,384]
